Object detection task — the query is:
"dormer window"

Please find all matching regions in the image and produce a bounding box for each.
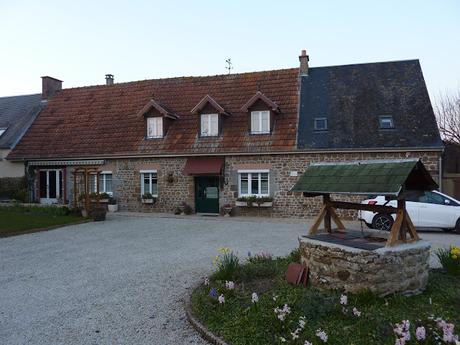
[201,114,219,136]
[242,91,280,135]
[191,95,229,137]
[147,117,163,138]
[251,111,270,134]
[379,115,394,129]
[137,99,178,140]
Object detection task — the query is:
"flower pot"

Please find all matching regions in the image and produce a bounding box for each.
[235,201,247,207]
[107,204,118,212]
[90,198,109,203]
[81,209,88,217]
[255,202,273,207]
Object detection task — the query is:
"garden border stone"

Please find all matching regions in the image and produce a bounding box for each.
[184,284,230,345]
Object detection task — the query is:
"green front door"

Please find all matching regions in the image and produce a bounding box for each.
[195,176,219,213]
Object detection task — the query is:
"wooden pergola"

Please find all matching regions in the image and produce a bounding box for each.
[72,167,103,211]
[290,159,438,247]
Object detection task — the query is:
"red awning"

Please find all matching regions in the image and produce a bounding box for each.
[183,157,224,176]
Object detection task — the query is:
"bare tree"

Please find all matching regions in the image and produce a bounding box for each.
[435,90,460,144]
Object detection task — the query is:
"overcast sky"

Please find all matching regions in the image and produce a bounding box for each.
[1,0,459,100]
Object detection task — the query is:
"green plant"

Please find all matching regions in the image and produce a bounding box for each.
[436,246,460,276]
[236,196,273,206]
[0,204,70,216]
[108,197,117,205]
[11,188,27,202]
[142,192,154,199]
[212,247,240,281]
[0,176,27,200]
[88,192,110,199]
[182,202,193,215]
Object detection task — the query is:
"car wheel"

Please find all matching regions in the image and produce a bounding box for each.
[456,218,460,233]
[372,214,394,231]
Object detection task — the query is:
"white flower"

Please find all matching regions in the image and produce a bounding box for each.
[291,330,300,340]
[204,277,209,286]
[316,328,328,342]
[218,294,225,304]
[272,295,278,301]
[251,292,259,303]
[225,281,235,290]
[298,316,307,329]
[340,294,348,306]
[352,307,361,317]
[279,336,286,342]
[304,341,313,345]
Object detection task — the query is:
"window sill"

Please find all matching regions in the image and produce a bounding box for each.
[199,134,220,138]
[145,136,164,140]
[141,197,158,204]
[249,132,271,135]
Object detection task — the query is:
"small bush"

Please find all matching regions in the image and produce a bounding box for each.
[0,176,27,200]
[436,246,460,276]
[211,247,240,281]
[0,204,70,216]
[236,260,279,282]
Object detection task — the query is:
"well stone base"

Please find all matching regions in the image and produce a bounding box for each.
[299,237,430,296]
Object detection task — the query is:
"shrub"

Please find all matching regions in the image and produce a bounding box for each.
[0,204,70,216]
[212,247,240,281]
[0,176,27,200]
[436,246,460,276]
[248,251,273,264]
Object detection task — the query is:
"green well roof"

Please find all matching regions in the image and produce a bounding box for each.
[290,159,437,196]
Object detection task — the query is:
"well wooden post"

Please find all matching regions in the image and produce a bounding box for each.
[323,195,332,233]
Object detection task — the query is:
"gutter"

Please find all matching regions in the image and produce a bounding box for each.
[7,146,445,162]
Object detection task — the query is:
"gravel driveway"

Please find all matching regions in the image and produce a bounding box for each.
[1,214,458,345]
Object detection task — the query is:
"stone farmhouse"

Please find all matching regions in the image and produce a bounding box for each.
[7,51,443,217]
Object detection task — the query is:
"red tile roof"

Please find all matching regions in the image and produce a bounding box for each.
[8,68,299,160]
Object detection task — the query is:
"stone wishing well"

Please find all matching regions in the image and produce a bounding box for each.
[291,159,437,296]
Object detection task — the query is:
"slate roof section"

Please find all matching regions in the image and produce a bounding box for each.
[290,159,438,196]
[297,60,443,150]
[0,94,43,149]
[8,68,299,160]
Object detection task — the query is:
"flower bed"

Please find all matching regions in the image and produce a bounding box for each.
[189,249,460,345]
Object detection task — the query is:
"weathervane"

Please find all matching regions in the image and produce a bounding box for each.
[225,58,233,74]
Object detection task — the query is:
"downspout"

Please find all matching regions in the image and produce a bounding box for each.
[438,155,443,192]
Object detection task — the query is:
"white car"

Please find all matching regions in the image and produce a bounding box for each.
[359,190,460,232]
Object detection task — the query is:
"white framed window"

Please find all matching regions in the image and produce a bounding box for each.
[140,170,158,196]
[379,115,394,129]
[90,172,113,195]
[250,110,270,134]
[238,170,269,197]
[147,117,164,138]
[200,113,219,136]
[314,118,328,131]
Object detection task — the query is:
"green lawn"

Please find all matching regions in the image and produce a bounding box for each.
[0,208,86,237]
[191,251,460,345]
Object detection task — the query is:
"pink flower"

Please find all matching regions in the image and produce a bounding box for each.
[218,294,225,304]
[416,326,426,341]
[340,294,348,306]
[395,338,405,345]
[225,281,235,290]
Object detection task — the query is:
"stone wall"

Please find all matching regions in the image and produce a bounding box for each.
[64,150,441,218]
[299,237,431,296]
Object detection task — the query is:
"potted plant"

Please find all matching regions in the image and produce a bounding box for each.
[222,203,233,217]
[89,192,110,203]
[107,197,118,212]
[142,192,156,204]
[165,172,175,184]
[235,196,273,207]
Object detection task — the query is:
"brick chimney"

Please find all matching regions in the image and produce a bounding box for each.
[105,74,114,85]
[299,49,309,76]
[41,76,63,100]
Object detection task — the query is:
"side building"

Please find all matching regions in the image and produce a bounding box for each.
[7,53,443,217]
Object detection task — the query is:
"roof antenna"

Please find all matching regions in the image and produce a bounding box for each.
[225,58,233,74]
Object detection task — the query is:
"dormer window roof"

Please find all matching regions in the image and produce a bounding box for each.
[241,91,280,113]
[137,99,178,119]
[190,95,229,116]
